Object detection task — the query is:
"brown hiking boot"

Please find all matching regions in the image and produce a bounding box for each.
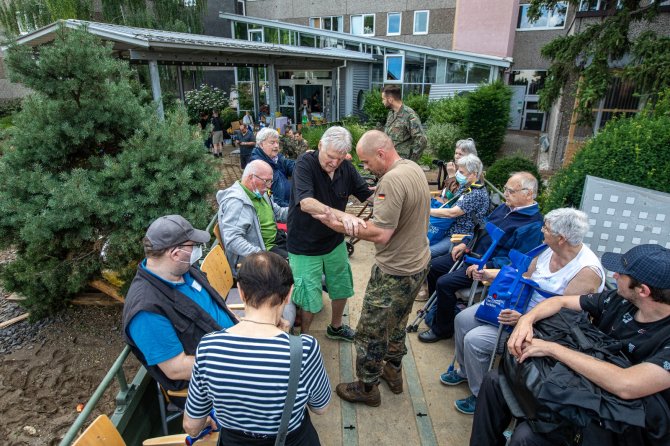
[381,362,403,394]
[336,381,381,407]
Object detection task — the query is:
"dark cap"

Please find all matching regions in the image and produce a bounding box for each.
[145,215,210,250]
[601,244,670,289]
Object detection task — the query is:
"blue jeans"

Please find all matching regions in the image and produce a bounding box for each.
[430,237,453,258]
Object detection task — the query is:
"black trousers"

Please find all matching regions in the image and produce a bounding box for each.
[269,230,288,260]
[471,370,616,446]
[218,410,320,446]
[426,254,473,337]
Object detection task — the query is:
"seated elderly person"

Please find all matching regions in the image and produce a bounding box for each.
[217,160,288,276]
[419,172,544,343]
[429,154,489,258]
[184,252,331,444]
[471,244,670,446]
[441,208,605,415]
[439,138,478,201]
[250,128,295,207]
[123,215,237,397]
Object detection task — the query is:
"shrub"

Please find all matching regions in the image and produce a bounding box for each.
[185,84,228,122]
[486,155,543,196]
[0,98,22,117]
[428,95,467,127]
[301,125,327,150]
[404,93,429,123]
[220,107,242,133]
[426,122,464,161]
[0,28,217,318]
[542,112,670,212]
[343,122,367,151]
[362,89,387,126]
[463,82,512,166]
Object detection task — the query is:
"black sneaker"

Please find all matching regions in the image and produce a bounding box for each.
[326,324,355,342]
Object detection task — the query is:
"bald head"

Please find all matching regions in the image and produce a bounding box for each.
[241,160,273,195]
[356,130,400,176]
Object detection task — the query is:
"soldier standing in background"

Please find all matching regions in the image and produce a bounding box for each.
[382,84,427,162]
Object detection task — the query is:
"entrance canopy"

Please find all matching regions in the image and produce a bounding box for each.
[12,20,374,117]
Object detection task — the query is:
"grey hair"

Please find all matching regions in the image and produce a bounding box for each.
[544,208,590,246]
[456,138,477,156]
[241,159,270,180]
[255,127,279,146]
[456,154,483,178]
[510,172,538,199]
[319,126,352,155]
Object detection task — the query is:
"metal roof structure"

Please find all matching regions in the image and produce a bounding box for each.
[220,13,512,68]
[11,19,375,70]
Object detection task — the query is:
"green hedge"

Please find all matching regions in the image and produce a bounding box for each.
[542,112,670,211]
[486,155,543,196]
[426,123,464,161]
[404,93,429,123]
[427,95,467,127]
[463,82,511,166]
[362,90,387,126]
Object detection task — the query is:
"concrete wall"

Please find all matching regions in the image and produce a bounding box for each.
[244,0,456,49]
[452,0,517,58]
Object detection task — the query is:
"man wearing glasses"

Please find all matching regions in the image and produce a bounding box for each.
[123,215,238,400]
[418,172,544,343]
[217,160,289,276]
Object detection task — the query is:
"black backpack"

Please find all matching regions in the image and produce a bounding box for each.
[500,309,670,445]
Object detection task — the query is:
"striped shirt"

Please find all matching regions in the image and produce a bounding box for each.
[185,331,331,435]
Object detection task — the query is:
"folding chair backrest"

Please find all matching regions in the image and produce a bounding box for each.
[200,245,234,300]
[72,415,125,446]
[213,222,224,248]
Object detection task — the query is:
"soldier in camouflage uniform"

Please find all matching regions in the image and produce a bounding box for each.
[382,84,427,162]
[280,128,310,159]
[313,130,431,407]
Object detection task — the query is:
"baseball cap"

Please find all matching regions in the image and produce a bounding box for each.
[145,215,210,250]
[601,244,670,289]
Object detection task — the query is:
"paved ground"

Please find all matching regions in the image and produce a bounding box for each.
[500,130,540,162]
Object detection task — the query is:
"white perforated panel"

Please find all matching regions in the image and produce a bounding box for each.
[580,176,670,279]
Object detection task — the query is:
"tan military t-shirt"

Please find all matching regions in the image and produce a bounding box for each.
[372,159,431,276]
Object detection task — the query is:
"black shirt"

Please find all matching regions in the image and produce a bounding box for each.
[211,116,223,132]
[287,150,372,255]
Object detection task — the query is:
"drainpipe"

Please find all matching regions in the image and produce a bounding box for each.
[336,60,347,122]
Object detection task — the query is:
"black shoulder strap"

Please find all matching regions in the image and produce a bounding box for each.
[275,335,303,446]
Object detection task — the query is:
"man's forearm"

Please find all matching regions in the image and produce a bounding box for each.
[158,353,195,381]
[300,197,347,220]
[523,295,582,324]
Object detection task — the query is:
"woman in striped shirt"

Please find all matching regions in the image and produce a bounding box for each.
[183,252,331,445]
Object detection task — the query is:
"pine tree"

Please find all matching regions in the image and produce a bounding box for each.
[0,27,217,318]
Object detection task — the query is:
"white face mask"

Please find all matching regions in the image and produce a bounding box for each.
[177,245,203,266]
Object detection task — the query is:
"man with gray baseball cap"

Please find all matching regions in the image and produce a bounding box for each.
[122,215,237,396]
[472,243,670,445]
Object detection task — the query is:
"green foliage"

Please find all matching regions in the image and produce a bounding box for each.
[427,95,467,127]
[542,112,670,212]
[342,122,368,151]
[301,125,327,150]
[486,155,544,196]
[0,0,206,38]
[426,123,463,161]
[0,28,216,318]
[463,82,512,166]
[185,84,228,122]
[362,89,387,126]
[404,93,429,123]
[0,98,23,117]
[528,0,670,124]
[220,108,241,133]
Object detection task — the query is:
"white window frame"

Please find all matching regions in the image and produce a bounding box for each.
[384,54,404,84]
[351,13,375,36]
[248,28,264,42]
[387,12,401,36]
[237,0,246,15]
[413,10,429,35]
[517,2,568,31]
[309,17,321,29]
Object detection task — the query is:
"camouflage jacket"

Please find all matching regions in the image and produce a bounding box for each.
[384,104,427,161]
[280,135,310,159]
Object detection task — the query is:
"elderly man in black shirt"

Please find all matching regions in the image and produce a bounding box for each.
[287,126,372,338]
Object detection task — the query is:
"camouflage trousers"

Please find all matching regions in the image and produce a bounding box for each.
[355,263,430,384]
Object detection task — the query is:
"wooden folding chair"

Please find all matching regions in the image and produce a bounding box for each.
[200,244,244,313]
[73,415,125,446]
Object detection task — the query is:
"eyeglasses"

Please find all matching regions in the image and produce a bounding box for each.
[503,186,528,195]
[252,174,273,187]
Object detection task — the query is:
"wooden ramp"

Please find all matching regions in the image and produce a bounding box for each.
[309,241,473,446]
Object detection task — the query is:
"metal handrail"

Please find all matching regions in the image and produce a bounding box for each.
[59,346,132,446]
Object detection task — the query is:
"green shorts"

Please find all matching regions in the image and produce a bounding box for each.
[288,242,354,314]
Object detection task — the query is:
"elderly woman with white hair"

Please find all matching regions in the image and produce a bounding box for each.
[429,154,489,258]
[250,127,296,207]
[439,138,478,201]
[439,208,605,416]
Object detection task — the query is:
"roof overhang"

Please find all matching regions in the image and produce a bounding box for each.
[7,19,375,70]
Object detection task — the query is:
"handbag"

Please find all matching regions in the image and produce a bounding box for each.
[475,245,556,329]
[275,334,303,446]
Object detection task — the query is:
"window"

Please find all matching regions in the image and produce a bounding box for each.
[351,14,375,36]
[309,16,344,32]
[446,61,491,84]
[387,12,401,36]
[385,55,404,83]
[248,29,263,42]
[517,2,567,30]
[578,0,623,11]
[413,10,429,35]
